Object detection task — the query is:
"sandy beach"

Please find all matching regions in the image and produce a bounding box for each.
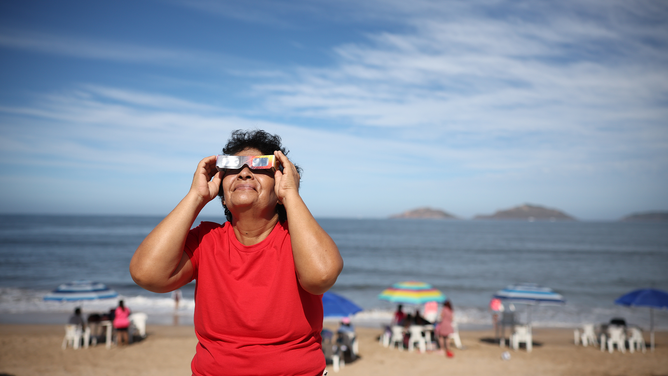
[1,324,666,376]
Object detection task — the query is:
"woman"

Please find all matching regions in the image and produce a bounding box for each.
[436,300,455,358]
[113,300,131,346]
[391,304,406,326]
[130,130,343,376]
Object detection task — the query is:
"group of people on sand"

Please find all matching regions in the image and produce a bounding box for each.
[67,300,132,346]
[391,300,457,358]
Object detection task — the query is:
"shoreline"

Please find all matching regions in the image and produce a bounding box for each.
[1,324,667,376]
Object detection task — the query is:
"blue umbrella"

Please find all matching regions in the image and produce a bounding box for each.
[323,292,363,318]
[44,280,118,301]
[615,288,668,351]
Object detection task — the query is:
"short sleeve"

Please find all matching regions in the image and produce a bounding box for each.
[184,224,204,280]
[184,221,224,281]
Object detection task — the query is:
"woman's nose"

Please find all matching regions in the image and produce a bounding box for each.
[237,165,254,178]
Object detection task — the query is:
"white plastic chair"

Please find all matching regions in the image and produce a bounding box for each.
[380,326,391,347]
[129,312,148,341]
[389,325,405,350]
[449,322,463,349]
[407,325,426,353]
[62,325,89,349]
[338,330,359,361]
[602,326,626,353]
[577,324,598,347]
[322,330,344,372]
[628,327,646,354]
[511,325,532,352]
[422,324,435,350]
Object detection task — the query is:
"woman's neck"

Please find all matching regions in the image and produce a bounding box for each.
[231,214,280,246]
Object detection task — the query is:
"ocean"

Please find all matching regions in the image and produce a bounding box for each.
[1,214,667,329]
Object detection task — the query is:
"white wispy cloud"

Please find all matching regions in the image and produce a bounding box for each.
[246,0,668,176]
[0,28,256,70]
[0,0,666,218]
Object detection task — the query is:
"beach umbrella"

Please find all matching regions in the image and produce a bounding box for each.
[493,283,565,305]
[322,292,363,318]
[44,280,118,302]
[378,281,446,305]
[493,283,565,324]
[614,288,668,352]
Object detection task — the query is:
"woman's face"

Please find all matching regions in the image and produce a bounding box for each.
[221,147,278,220]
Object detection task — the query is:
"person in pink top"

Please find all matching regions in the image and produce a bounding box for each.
[130,130,343,376]
[436,300,455,358]
[113,300,131,346]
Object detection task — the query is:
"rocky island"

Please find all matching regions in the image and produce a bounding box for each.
[474,203,576,221]
[389,207,458,219]
[620,211,668,222]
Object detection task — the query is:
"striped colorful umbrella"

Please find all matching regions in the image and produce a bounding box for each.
[44,280,118,301]
[378,281,446,305]
[493,283,565,305]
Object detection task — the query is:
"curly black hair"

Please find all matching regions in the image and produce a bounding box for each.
[218,129,302,223]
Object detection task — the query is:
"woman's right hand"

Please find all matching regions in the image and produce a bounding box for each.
[189,155,222,204]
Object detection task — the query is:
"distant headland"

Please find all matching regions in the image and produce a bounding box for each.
[390,204,667,221]
[389,204,574,220]
[620,211,668,222]
[389,207,457,219]
[474,203,576,221]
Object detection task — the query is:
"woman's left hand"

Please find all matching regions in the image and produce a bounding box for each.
[273,150,300,204]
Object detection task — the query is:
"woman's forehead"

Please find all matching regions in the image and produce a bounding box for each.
[236,147,262,156]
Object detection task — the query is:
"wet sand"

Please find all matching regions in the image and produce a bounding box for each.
[1,324,666,376]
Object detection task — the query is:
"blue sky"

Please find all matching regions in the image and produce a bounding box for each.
[0,0,666,220]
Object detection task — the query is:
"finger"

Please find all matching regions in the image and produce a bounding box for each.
[274,150,293,170]
[202,155,220,179]
[210,171,222,197]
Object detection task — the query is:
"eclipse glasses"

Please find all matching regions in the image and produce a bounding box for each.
[216,155,280,172]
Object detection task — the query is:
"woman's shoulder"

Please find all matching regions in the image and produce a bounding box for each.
[191,221,228,236]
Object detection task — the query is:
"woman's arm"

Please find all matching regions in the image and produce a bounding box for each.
[273,151,344,295]
[129,156,222,293]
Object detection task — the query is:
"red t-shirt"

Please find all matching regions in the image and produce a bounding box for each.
[184,221,324,376]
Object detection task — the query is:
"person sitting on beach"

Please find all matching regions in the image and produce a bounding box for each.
[68,307,86,330]
[337,317,357,361]
[436,300,455,358]
[402,313,415,348]
[392,304,407,326]
[113,300,131,346]
[337,317,355,335]
[130,129,343,376]
[414,309,430,325]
